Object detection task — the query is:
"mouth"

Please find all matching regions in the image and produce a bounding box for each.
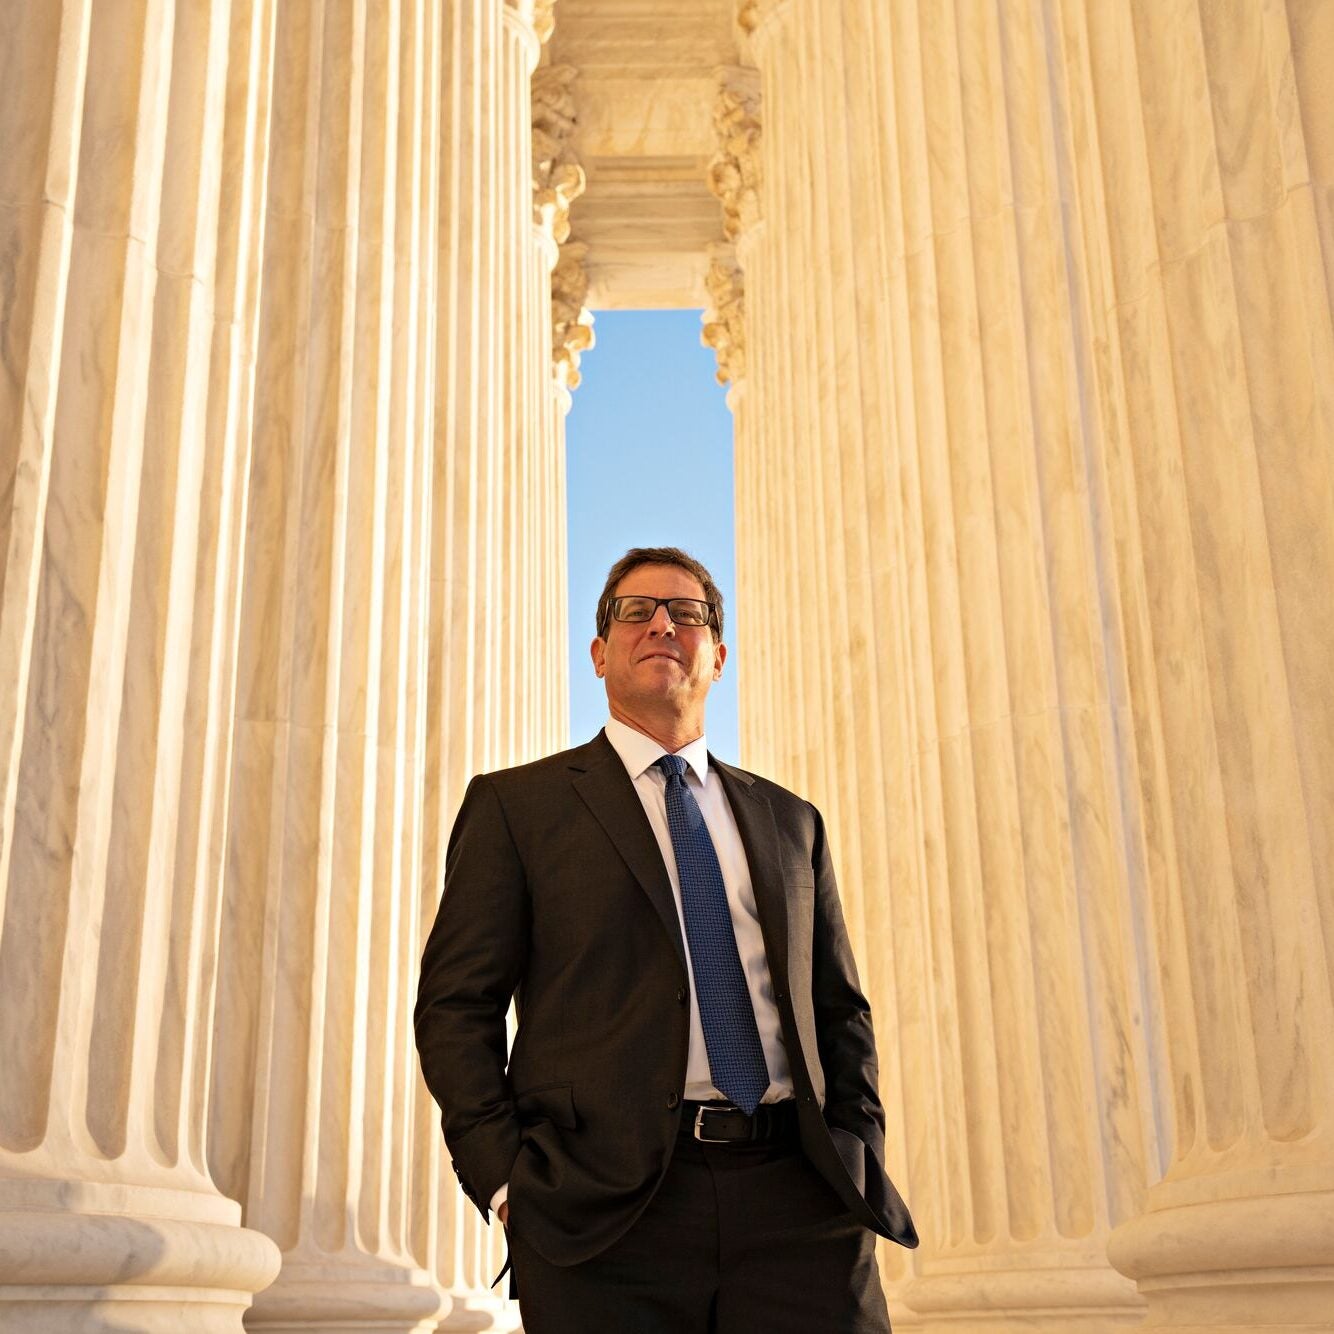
[640,652,680,664]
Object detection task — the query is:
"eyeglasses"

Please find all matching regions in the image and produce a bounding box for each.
[608,595,716,629]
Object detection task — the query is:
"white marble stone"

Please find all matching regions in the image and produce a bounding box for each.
[4,2,1332,1331]
[548,0,740,306]
[727,0,1334,1329]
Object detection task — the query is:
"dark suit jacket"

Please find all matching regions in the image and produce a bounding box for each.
[414,731,917,1266]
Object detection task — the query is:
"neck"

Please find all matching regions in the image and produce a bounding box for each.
[608,700,703,754]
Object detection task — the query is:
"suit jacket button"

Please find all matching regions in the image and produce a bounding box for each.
[676,986,687,1004]
[666,1092,680,1109]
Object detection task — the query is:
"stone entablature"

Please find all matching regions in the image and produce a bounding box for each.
[547,1,740,308]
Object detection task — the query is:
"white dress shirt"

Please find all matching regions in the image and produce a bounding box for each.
[601,717,793,1104]
[491,720,794,1217]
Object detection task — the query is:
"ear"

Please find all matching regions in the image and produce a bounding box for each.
[590,636,607,678]
[712,640,727,681]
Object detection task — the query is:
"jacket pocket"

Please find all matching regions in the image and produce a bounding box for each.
[513,1081,577,1130]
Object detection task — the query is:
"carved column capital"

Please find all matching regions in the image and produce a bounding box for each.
[701,244,746,388]
[707,65,762,243]
[533,0,559,45]
[735,0,791,41]
[532,64,585,245]
[552,241,595,392]
[704,63,760,391]
[532,58,592,393]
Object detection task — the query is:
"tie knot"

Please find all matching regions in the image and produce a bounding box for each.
[655,753,688,782]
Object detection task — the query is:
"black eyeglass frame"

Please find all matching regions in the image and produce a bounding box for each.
[605,595,718,633]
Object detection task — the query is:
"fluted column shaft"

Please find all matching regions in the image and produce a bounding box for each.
[1093,3,1334,1327]
[213,2,442,1329]
[419,2,505,1316]
[1,0,570,1329]
[414,2,564,1329]
[738,1,1334,1331]
[0,0,283,1327]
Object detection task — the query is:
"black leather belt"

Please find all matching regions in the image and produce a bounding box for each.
[681,1099,800,1144]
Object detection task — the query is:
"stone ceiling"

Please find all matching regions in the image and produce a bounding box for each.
[546,0,741,309]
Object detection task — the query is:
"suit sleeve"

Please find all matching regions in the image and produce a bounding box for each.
[414,774,529,1219]
[807,800,888,1162]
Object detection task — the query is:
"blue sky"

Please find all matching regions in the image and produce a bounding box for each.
[565,309,738,761]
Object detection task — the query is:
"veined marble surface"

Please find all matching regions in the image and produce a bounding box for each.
[1,1,1331,1330]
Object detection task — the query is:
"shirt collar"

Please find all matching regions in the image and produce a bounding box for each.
[604,717,710,786]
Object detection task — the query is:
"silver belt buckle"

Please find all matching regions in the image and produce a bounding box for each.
[693,1105,732,1143]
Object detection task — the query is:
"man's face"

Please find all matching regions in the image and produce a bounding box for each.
[590,563,726,716]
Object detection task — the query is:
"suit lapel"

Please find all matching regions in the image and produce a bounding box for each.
[570,733,686,968]
[712,757,790,982]
[568,735,791,981]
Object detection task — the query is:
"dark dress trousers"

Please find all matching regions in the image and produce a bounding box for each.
[414,730,918,1275]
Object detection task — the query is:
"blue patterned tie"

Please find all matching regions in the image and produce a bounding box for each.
[655,754,769,1115]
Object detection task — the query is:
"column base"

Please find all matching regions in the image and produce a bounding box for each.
[0,1177,281,1333]
[1108,1187,1334,1329]
[884,1296,926,1332]
[245,1253,444,1332]
[436,1293,521,1332]
[903,1259,1145,1332]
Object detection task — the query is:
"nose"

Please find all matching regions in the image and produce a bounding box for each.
[646,604,676,635]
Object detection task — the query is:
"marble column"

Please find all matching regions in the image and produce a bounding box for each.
[0,0,282,1327]
[212,1,443,1328]
[733,1,1334,1330]
[532,47,585,746]
[704,58,762,803]
[417,1,507,1320]
[1090,3,1334,1328]
[1,0,570,1329]
[413,2,568,1329]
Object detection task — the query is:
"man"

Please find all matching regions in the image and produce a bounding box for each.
[415,547,916,1332]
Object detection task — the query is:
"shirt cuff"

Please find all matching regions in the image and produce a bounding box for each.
[490,1182,509,1217]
